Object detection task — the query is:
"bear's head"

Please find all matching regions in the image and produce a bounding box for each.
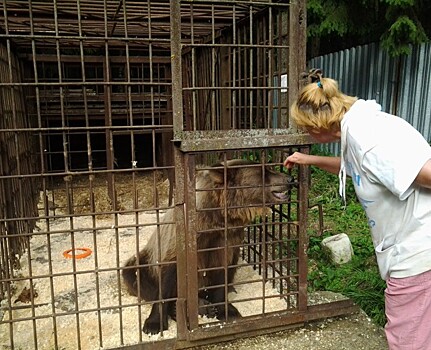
[197,159,293,222]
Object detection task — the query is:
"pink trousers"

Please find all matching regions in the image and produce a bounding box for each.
[385,269,431,350]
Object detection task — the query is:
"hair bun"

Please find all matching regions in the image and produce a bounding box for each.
[300,68,323,84]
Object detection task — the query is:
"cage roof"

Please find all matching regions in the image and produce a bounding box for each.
[0,0,279,53]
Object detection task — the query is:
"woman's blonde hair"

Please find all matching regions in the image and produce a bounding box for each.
[291,72,358,131]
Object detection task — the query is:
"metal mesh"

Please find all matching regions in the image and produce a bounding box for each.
[0,1,315,349]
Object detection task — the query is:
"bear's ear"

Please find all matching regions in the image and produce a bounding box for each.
[206,168,225,185]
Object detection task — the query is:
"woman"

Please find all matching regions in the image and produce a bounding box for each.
[285,69,431,349]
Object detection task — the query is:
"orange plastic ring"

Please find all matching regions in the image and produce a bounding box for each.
[63,247,92,259]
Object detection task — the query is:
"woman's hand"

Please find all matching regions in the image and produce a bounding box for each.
[283,152,313,169]
[284,152,341,175]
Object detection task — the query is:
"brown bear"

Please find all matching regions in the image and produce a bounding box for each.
[122,159,292,334]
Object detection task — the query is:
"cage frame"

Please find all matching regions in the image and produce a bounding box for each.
[0,1,359,349]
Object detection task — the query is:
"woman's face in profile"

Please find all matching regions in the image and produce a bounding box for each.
[306,127,341,143]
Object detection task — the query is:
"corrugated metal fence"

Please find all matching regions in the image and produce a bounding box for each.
[309,41,431,154]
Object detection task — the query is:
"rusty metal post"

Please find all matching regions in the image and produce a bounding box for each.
[288,0,307,130]
[183,154,199,331]
[103,31,115,209]
[170,0,190,340]
[297,145,310,311]
[174,147,189,340]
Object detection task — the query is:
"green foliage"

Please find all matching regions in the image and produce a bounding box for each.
[381,15,428,56]
[307,0,430,58]
[384,0,414,7]
[307,0,351,38]
[306,147,387,327]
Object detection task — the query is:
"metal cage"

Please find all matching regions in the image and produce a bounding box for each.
[0,1,356,349]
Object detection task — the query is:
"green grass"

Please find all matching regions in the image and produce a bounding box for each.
[306,148,387,327]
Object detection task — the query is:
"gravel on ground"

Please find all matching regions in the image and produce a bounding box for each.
[197,297,388,350]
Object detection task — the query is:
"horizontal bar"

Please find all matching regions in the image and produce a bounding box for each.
[181,43,289,49]
[0,34,170,42]
[174,129,314,151]
[0,125,173,133]
[183,299,359,342]
[180,0,290,7]
[0,81,172,87]
[20,54,171,64]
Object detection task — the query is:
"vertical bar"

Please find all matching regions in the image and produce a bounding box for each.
[75,0,104,347]
[170,0,188,339]
[3,8,21,182]
[185,154,199,330]
[89,173,102,344]
[260,153,268,315]
[238,25,244,128]
[153,186,166,336]
[297,145,310,311]
[256,16,262,128]
[147,1,157,170]
[220,40,230,130]
[55,0,80,345]
[104,0,115,206]
[29,1,60,346]
[267,7,274,128]
[123,0,136,171]
[211,4,216,130]
[248,4,253,128]
[232,4,237,129]
[171,0,184,135]
[174,148,188,339]
[122,4,133,339]
[190,4,197,130]
[289,0,308,310]
[287,146,295,307]
[52,4,68,174]
[276,10,284,128]
[221,153,229,320]
[288,0,307,130]
[4,0,39,345]
[0,2,14,349]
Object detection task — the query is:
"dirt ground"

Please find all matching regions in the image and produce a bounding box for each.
[198,306,388,350]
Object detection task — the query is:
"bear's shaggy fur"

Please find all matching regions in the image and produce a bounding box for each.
[122,159,292,334]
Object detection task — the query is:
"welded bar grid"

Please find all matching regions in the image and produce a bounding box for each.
[181,148,307,341]
[180,1,292,132]
[0,1,175,349]
[0,1,352,350]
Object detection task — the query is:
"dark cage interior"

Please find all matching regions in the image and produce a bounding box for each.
[0,1,355,350]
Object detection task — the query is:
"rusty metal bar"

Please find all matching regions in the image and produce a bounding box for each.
[73,5,105,344]
[171,0,184,134]
[175,129,313,152]
[248,4,253,128]
[297,146,310,312]
[171,0,189,340]
[288,0,307,130]
[174,148,188,340]
[20,55,171,64]
[184,154,200,332]
[183,299,359,343]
